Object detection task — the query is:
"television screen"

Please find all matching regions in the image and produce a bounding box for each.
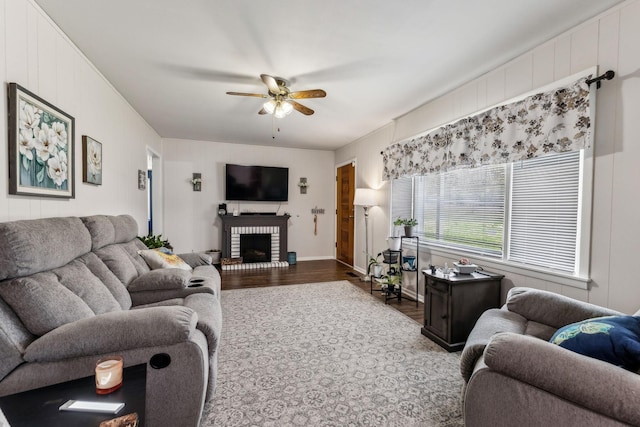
[225,164,289,202]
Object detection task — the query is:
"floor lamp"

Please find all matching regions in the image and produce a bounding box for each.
[353,188,377,281]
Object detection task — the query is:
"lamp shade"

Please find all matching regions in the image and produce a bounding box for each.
[263,99,276,114]
[353,188,377,207]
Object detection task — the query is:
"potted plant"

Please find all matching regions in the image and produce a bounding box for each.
[392,217,404,234]
[138,234,173,251]
[382,249,399,264]
[381,271,401,291]
[401,218,418,237]
[388,218,404,250]
[387,236,402,251]
[367,252,384,278]
[205,249,222,264]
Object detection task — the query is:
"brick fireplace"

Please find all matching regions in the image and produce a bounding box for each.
[220,214,290,270]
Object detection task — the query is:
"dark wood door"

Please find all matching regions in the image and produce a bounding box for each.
[336,163,355,266]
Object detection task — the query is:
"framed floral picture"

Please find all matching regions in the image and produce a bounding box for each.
[8,83,75,198]
[82,135,102,185]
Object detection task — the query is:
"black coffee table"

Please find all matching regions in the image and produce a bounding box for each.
[0,364,146,427]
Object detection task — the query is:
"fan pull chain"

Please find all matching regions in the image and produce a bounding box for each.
[271,115,280,140]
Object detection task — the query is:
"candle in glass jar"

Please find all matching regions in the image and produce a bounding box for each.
[95,356,123,394]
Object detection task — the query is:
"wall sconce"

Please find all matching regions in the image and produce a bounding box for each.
[298,177,308,194]
[191,173,202,191]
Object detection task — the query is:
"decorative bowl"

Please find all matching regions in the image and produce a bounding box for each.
[453,262,477,274]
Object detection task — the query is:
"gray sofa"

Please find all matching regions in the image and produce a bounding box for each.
[0,214,222,427]
[460,287,640,427]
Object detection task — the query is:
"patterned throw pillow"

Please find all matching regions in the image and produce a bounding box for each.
[550,315,640,370]
[138,248,192,271]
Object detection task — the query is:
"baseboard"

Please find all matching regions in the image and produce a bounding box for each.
[294,255,335,262]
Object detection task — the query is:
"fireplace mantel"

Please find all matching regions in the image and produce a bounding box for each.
[220,214,290,261]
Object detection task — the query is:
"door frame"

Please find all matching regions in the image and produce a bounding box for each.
[146,146,162,236]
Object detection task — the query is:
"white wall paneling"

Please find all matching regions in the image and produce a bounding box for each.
[161,139,336,259]
[336,0,640,312]
[0,0,162,231]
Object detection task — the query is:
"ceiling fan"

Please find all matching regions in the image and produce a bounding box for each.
[226,74,326,118]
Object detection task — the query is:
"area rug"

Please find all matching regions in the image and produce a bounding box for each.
[201,281,464,426]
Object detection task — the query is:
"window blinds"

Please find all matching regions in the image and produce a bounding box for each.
[508,150,581,272]
[416,165,506,255]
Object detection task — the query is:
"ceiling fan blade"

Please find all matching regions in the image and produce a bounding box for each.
[289,100,314,116]
[226,91,268,98]
[258,108,268,115]
[288,89,327,99]
[261,74,282,94]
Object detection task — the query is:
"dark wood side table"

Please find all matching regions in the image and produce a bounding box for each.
[0,364,146,427]
[421,270,503,352]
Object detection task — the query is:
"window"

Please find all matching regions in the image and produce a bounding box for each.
[391,150,583,275]
[509,151,581,272]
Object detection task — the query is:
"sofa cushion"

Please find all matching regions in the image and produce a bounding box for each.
[138,249,192,271]
[129,269,191,292]
[81,215,139,250]
[550,315,640,370]
[0,273,95,336]
[79,252,132,310]
[81,215,116,250]
[0,217,91,280]
[108,215,139,244]
[52,260,122,315]
[94,245,142,286]
[523,320,557,341]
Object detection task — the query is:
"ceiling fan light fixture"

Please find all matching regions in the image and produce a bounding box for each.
[281,101,293,115]
[227,74,324,118]
[274,101,293,119]
[263,99,277,114]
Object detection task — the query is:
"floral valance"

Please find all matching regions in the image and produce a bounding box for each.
[382,75,592,180]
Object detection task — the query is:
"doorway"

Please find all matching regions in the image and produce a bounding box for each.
[146,148,162,236]
[336,162,355,266]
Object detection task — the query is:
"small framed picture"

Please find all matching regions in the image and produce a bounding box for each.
[138,169,146,190]
[82,136,102,185]
[8,83,75,198]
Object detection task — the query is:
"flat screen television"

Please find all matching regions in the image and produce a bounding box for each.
[225,164,289,202]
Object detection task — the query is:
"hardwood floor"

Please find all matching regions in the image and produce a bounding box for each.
[220,259,424,323]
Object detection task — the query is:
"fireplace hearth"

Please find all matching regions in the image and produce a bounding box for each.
[220,215,290,270]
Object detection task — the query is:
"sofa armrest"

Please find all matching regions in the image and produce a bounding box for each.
[484,332,640,426]
[460,309,527,382]
[177,252,212,268]
[506,287,622,328]
[128,268,191,292]
[24,306,198,363]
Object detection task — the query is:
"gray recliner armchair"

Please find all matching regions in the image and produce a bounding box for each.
[460,287,640,427]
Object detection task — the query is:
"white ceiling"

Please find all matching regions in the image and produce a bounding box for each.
[34,0,623,150]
